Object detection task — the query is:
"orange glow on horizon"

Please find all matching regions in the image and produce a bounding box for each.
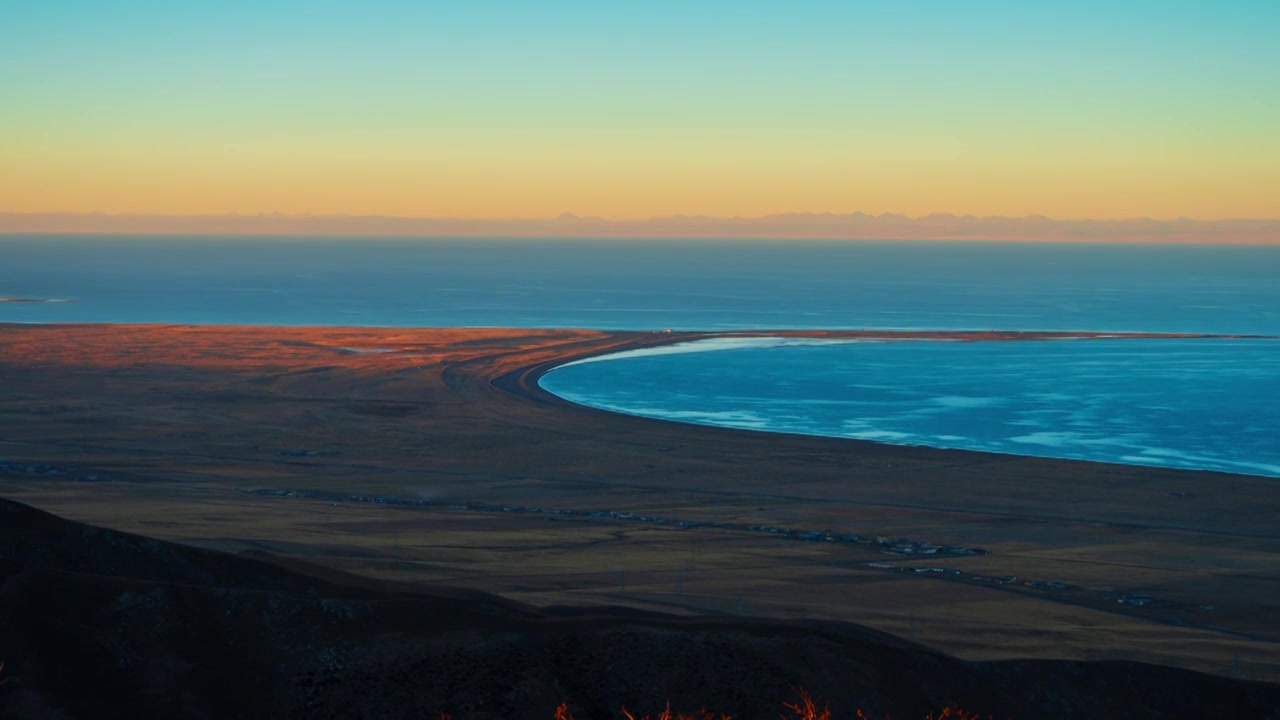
[2,128,1276,222]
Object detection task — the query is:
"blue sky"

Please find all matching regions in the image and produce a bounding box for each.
[2,1,1277,219]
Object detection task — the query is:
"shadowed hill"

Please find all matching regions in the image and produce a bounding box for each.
[0,498,1277,719]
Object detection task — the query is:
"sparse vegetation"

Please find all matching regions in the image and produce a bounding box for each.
[439,689,996,720]
[782,687,831,720]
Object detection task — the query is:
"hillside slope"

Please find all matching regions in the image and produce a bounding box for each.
[1,497,1276,720]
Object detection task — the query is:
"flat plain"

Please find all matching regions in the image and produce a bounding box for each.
[1,323,1276,681]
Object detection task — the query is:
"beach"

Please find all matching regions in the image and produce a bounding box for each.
[1,323,1277,681]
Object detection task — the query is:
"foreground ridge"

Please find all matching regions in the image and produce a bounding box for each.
[0,496,1277,719]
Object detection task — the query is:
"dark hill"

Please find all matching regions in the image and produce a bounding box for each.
[0,497,1276,720]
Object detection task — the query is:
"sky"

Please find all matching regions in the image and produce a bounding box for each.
[2,1,1278,221]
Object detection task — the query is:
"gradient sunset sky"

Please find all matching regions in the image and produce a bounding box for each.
[2,1,1277,221]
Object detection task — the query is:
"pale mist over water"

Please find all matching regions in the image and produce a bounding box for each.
[3,235,1277,475]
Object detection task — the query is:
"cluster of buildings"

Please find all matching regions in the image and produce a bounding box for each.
[241,487,1207,619]
[863,559,1198,616]
[0,459,105,482]
[239,487,989,558]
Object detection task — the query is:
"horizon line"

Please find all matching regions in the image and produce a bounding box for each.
[4,210,1279,223]
[2,210,1277,244]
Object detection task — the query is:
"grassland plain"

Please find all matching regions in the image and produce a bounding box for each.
[0,323,1277,684]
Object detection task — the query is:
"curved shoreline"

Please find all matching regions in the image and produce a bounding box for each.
[501,327,1277,394]
[499,328,1279,478]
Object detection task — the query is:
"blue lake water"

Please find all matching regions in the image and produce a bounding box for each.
[540,337,1280,478]
[3,235,1278,475]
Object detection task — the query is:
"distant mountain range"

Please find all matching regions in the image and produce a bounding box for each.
[2,212,1277,243]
